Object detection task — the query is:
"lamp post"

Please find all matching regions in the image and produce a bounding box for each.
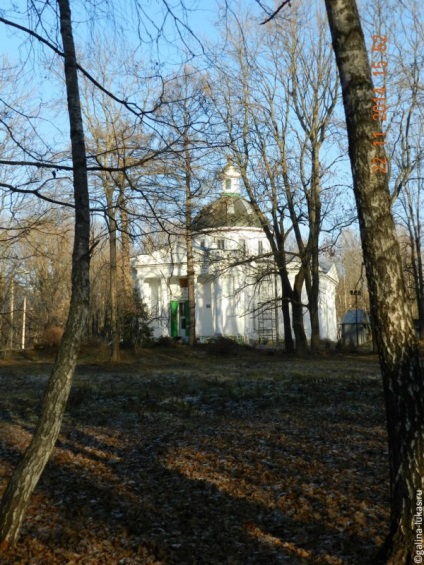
[350,289,361,347]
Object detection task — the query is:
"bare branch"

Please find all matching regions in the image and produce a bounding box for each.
[255,0,292,25]
[0,182,75,208]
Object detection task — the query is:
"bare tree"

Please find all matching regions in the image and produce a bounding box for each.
[84,111,136,362]
[277,10,339,352]
[321,1,423,561]
[210,5,342,352]
[157,66,215,346]
[0,0,213,548]
[80,42,159,360]
[209,11,300,351]
[254,0,424,559]
[0,0,91,547]
[388,0,424,337]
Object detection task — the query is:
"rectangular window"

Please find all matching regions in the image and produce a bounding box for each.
[258,240,263,254]
[217,238,225,250]
[239,239,246,254]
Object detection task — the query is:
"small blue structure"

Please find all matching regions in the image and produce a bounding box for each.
[341,309,371,346]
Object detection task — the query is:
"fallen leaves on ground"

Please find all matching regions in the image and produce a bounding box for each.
[0,349,389,564]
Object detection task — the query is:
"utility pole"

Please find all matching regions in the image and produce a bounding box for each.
[21,294,27,350]
[9,278,14,351]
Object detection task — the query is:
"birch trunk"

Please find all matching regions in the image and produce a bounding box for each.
[0,0,90,548]
[324,0,424,561]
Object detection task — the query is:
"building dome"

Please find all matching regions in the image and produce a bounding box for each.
[192,159,262,230]
[192,195,262,230]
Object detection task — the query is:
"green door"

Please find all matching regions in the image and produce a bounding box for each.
[170,301,179,337]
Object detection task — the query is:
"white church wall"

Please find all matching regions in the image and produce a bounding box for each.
[133,258,339,344]
[318,276,338,342]
[137,276,169,338]
[131,160,338,346]
[193,227,269,258]
[196,276,214,337]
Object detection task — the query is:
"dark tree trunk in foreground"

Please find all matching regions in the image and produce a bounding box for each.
[324,0,424,562]
[0,0,90,548]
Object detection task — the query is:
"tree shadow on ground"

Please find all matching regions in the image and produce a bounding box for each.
[0,434,382,565]
[0,357,389,564]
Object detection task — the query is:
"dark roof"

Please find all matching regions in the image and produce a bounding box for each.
[341,309,370,325]
[192,195,262,230]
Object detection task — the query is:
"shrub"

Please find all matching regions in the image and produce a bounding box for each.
[207,336,240,356]
[36,326,64,348]
[154,336,177,348]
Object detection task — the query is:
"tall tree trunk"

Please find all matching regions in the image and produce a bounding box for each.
[0,0,90,548]
[292,269,308,355]
[281,296,294,352]
[102,152,120,363]
[324,1,424,561]
[186,229,196,346]
[308,255,321,353]
[304,148,322,354]
[278,270,295,353]
[308,279,320,352]
[118,183,133,314]
[108,203,120,363]
[184,131,196,347]
[105,179,120,363]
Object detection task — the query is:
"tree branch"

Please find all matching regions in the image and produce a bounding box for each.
[0,182,75,208]
[255,0,292,25]
[0,16,155,119]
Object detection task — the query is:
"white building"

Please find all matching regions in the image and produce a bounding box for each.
[132,162,339,344]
